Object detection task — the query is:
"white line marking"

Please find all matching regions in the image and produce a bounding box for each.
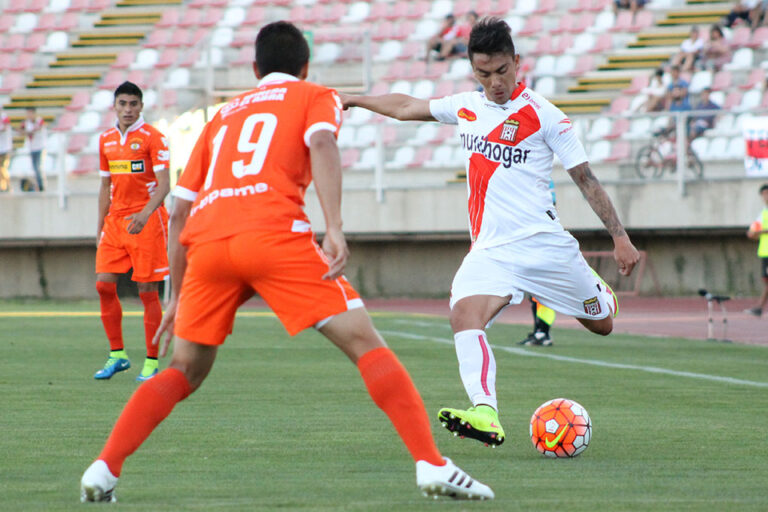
[381,330,768,389]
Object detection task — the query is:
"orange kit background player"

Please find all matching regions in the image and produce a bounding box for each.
[93,81,171,382]
[80,22,493,503]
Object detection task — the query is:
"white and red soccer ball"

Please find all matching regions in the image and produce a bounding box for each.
[529,398,592,458]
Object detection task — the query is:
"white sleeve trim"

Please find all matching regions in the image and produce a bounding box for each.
[173,185,198,201]
[154,165,169,172]
[304,122,338,147]
[99,170,110,177]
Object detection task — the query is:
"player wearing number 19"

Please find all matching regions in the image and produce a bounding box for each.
[80,21,493,503]
[93,81,170,382]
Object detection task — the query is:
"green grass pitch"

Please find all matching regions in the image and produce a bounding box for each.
[1,300,767,511]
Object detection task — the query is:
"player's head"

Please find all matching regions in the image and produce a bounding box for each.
[467,17,519,105]
[25,107,36,119]
[760,183,768,202]
[254,21,309,80]
[113,81,143,130]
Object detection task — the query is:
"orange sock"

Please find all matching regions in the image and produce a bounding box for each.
[139,291,162,359]
[96,281,123,352]
[98,368,191,476]
[357,347,444,466]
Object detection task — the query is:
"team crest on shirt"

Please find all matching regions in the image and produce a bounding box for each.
[129,138,142,151]
[583,296,602,316]
[499,119,520,143]
[458,108,477,121]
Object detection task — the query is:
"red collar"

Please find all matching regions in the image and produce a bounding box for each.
[510,82,526,101]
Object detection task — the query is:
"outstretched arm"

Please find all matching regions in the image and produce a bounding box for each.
[568,162,640,276]
[339,92,436,122]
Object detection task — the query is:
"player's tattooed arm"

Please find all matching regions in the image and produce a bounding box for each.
[338,92,435,122]
[568,162,640,276]
[567,162,626,238]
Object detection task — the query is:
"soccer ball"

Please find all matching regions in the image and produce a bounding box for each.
[529,398,592,458]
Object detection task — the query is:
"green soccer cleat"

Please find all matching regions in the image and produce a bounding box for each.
[94,357,131,380]
[437,405,505,447]
[135,359,159,382]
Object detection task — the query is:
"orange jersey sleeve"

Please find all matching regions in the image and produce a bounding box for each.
[99,120,170,216]
[175,74,342,247]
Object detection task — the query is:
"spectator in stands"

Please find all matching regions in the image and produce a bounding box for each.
[664,65,689,109]
[635,68,668,112]
[724,0,764,28]
[426,14,459,62]
[657,84,691,137]
[688,87,720,140]
[435,11,479,61]
[21,108,46,192]
[0,107,12,193]
[614,0,647,20]
[672,26,704,72]
[702,25,731,72]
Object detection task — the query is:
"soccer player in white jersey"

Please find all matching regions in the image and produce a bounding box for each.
[340,18,640,447]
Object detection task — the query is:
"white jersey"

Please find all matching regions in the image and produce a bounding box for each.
[0,114,11,154]
[429,83,588,250]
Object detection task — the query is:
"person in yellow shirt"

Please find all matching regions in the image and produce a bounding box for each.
[744,183,768,316]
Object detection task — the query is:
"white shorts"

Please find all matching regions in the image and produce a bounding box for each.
[450,231,612,323]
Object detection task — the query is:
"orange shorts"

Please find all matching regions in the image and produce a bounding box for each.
[174,230,362,344]
[95,207,169,282]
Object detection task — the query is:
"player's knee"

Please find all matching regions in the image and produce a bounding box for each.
[95,280,117,297]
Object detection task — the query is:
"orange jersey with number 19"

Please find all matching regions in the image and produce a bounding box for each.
[174,72,342,247]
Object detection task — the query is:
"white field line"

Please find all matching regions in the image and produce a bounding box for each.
[380,330,768,389]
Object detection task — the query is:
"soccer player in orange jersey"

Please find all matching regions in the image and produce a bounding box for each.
[80,22,493,502]
[93,81,170,382]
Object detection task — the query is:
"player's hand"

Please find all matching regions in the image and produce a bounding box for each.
[321,227,349,280]
[153,296,178,357]
[613,235,640,276]
[125,211,149,234]
[337,92,353,111]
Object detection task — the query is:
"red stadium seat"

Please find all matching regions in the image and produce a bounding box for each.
[57,13,78,31]
[35,13,58,32]
[232,45,253,66]
[53,112,78,132]
[200,8,223,27]
[178,9,203,28]
[605,117,629,140]
[100,70,125,90]
[156,10,180,28]
[66,91,90,111]
[609,96,631,114]
[366,2,389,21]
[433,80,455,98]
[111,51,134,69]
[630,10,654,31]
[88,0,110,11]
[9,52,34,72]
[389,0,430,20]
[569,55,595,77]
[605,141,630,162]
[71,154,99,176]
[518,16,543,37]
[749,26,768,48]
[610,11,632,32]
[165,28,191,47]
[590,32,613,53]
[711,70,732,91]
[398,41,422,60]
[530,36,553,56]
[341,149,359,169]
[730,26,751,48]
[68,133,88,153]
[67,0,91,12]
[0,14,14,32]
[623,74,649,95]
[554,34,574,55]
[242,6,265,25]
[739,68,764,90]
[0,73,23,93]
[723,91,742,110]
[145,29,172,48]
[5,34,27,52]
[534,0,557,14]
[383,61,408,81]
[156,49,178,68]
[23,32,46,52]
[320,4,347,23]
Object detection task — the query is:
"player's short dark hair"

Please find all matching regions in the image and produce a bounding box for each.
[468,17,515,62]
[255,21,309,77]
[760,183,768,194]
[114,81,143,101]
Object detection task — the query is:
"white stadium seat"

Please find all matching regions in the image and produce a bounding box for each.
[41,31,68,52]
[412,79,435,99]
[165,68,190,88]
[13,13,38,33]
[688,70,712,94]
[342,2,370,24]
[73,111,101,133]
[131,48,158,70]
[219,7,245,27]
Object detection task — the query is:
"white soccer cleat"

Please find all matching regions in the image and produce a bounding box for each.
[415,457,494,500]
[80,460,118,503]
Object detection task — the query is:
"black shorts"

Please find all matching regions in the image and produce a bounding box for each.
[761,257,768,279]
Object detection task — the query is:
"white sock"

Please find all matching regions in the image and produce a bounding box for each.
[453,329,497,411]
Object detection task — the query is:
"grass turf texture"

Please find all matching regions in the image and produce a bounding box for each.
[1,300,767,511]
